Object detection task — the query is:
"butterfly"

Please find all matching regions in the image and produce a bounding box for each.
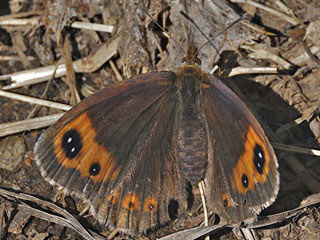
[34,9,279,234]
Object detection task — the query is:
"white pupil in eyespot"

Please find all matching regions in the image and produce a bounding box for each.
[258,152,263,159]
[71,147,75,152]
[67,137,72,143]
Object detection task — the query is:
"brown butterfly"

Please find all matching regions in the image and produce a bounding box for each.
[34,4,279,233]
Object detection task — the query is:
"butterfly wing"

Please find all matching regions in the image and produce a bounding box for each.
[201,76,279,223]
[34,72,189,233]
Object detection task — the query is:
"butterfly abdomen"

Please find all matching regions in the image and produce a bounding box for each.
[174,72,208,184]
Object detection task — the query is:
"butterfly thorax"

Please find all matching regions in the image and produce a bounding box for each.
[174,65,208,185]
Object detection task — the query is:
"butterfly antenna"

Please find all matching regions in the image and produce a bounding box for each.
[199,14,251,54]
[180,11,251,56]
[134,3,185,53]
[180,11,219,54]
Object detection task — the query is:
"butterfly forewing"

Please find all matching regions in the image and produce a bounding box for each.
[34,72,190,233]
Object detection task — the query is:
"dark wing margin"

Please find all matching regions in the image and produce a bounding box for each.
[201,75,279,223]
[34,72,189,233]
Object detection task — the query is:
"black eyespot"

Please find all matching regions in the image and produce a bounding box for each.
[254,144,265,174]
[128,201,135,209]
[89,163,100,176]
[148,203,155,210]
[223,199,228,207]
[242,174,249,188]
[62,129,82,159]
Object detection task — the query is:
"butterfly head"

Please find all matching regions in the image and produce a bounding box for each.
[182,45,202,67]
